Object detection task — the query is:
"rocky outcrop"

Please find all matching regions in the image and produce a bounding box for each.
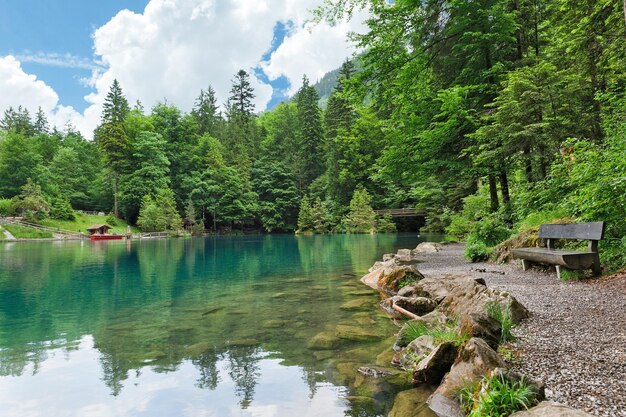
[394,312,448,350]
[381,295,438,317]
[412,342,459,385]
[427,338,505,417]
[509,401,595,417]
[361,248,425,292]
[413,242,443,254]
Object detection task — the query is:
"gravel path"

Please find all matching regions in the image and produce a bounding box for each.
[413,243,626,417]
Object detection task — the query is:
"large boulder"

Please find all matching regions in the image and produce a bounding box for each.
[392,335,437,368]
[413,242,443,255]
[427,338,505,417]
[509,401,595,417]
[394,312,448,350]
[407,274,529,347]
[412,342,459,385]
[381,295,438,317]
[361,254,424,292]
[377,264,426,295]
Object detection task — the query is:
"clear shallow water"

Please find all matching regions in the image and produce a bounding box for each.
[0,234,439,417]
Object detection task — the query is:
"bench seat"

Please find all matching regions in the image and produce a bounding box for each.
[512,248,597,270]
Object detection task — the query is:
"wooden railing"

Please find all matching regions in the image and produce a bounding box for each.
[375,208,424,217]
[0,217,85,239]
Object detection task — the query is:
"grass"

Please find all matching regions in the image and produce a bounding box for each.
[559,268,584,282]
[401,320,470,347]
[0,226,5,240]
[38,213,138,235]
[458,372,538,417]
[486,302,514,343]
[3,224,53,239]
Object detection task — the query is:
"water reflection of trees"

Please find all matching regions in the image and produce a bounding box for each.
[0,235,413,413]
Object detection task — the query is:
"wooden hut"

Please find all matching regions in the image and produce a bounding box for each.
[86,224,122,240]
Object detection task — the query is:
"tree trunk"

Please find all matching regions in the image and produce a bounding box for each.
[523,144,533,183]
[113,173,119,217]
[499,170,510,205]
[488,175,499,212]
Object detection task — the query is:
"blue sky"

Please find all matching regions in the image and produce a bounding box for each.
[0,0,148,111]
[0,0,365,137]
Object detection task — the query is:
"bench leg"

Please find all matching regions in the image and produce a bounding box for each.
[592,253,601,276]
[521,259,530,271]
[555,266,561,280]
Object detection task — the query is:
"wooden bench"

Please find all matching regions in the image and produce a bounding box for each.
[512,222,605,279]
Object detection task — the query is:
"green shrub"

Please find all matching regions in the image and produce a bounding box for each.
[465,237,490,262]
[486,302,514,343]
[471,215,511,247]
[106,213,119,226]
[400,321,469,347]
[50,198,75,221]
[516,209,570,233]
[0,199,12,216]
[376,214,397,233]
[459,372,538,417]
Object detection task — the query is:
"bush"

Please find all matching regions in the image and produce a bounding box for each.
[459,372,538,417]
[50,198,75,221]
[471,215,511,247]
[465,236,490,262]
[0,199,12,216]
[377,214,397,233]
[106,212,118,226]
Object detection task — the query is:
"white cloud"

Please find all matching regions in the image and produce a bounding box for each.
[14,52,104,70]
[1,1,369,139]
[260,12,369,96]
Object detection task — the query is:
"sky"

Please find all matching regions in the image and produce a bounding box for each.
[0,0,368,138]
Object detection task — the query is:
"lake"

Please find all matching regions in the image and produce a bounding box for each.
[0,233,438,417]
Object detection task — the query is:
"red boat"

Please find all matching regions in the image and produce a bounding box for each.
[90,234,124,241]
[87,224,124,241]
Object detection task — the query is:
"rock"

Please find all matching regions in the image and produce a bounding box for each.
[358,366,393,378]
[393,335,437,368]
[341,298,374,311]
[308,331,342,350]
[493,368,545,402]
[394,312,448,350]
[381,295,438,317]
[383,253,395,261]
[413,342,458,385]
[376,347,396,366]
[413,242,443,254]
[379,264,425,294]
[427,338,504,417]
[396,248,414,262]
[335,325,384,342]
[389,388,439,417]
[398,285,431,298]
[409,274,529,346]
[509,401,595,417]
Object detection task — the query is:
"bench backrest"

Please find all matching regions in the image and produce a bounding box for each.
[539,222,605,241]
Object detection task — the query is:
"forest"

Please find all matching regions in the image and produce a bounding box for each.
[2,0,626,269]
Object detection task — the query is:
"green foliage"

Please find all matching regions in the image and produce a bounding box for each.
[464,237,490,263]
[400,320,469,347]
[470,215,512,247]
[486,302,515,343]
[376,214,397,233]
[106,213,119,226]
[12,179,49,221]
[458,372,538,417]
[3,224,53,239]
[344,186,377,233]
[137,188,182,232]
[0,198,12,216]
[50,197,75,221]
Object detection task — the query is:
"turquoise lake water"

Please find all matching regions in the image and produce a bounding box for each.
[0,234,437,417]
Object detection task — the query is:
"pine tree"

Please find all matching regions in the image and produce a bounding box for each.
[101,79,130,124]
[229,70,256,117]
[345,185,377,233]
[295,76,324,190]
[193,86,220,135]
[34,107,49,134]
[297,195,315,232]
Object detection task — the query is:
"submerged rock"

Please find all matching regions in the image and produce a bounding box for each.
[308,331,343,350]
[389,388,438,417]
[335,325,385,342]
[341,298,375,311]
[378,265,425,294]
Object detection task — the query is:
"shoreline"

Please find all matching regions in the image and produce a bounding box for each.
[372,242,625,417]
